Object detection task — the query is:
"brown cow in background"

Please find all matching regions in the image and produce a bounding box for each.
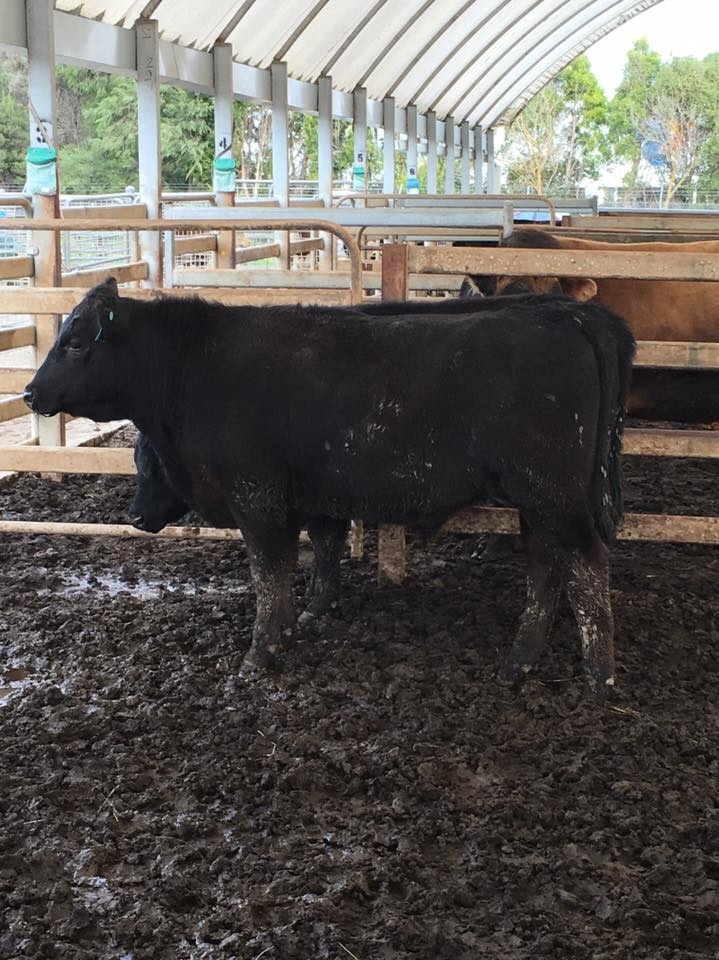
[461,228,719,423]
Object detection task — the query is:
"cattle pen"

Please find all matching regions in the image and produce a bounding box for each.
[2,217,719,574]
[3,1,719,957]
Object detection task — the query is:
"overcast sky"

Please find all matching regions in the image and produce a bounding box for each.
[585,0,719,95]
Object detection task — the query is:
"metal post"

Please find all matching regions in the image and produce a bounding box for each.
[406,104,418,192]
[460,120,470,193]
[353,87,367,192]
[318,75,333,268]
[136,19,162,287]
[486,127,499,193]
[271,61,290,265]
[26,0,64,455]
[213,42,235,269]
[474,125,484,194]
[444,116,455,194]
[426,110,437,194]
[383,96,395,195]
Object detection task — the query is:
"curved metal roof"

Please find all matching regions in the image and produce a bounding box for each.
[55,0,665,127]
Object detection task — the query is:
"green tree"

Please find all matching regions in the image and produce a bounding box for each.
[0,56,27,186]
[607,39,661,188]
[641,56,715,205]
[500,55,609,195]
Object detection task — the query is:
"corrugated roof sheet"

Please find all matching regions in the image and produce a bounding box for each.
[54,0,665,127]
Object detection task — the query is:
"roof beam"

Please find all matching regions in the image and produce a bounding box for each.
[216,0,257,44]
[318,0,390,77]
[432,0,549,117]
[356,0,436,90]
[406,0,514,108]
[272,0,333,63]
[464,0,644,126]
[387,0,477,99]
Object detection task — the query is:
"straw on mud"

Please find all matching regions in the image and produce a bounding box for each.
[607,705,642,719]
[257,729,277,757]
[338,943,362,960]
[96,782,122,820]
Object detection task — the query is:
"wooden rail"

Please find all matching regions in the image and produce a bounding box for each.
[0,368,34,392]
[0,256,34,281]
[0,509,717,546]
[0,427,716,476]
[0,396,28,423]
[61,260,149,287]
[0,324,35,351]
[409,245,719,282]
[62,203,149,221]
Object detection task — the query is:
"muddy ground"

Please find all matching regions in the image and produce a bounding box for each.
[1,424,718,959]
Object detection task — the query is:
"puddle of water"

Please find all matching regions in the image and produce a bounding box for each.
[0,676,36,707]
[57,570,249,601]
[4,666,29,682]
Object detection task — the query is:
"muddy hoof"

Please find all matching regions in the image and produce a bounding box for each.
[497,658,530,688]
[238,643,282,679]
[585,674,616,702]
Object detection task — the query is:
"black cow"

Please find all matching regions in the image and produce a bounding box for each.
[127,292,573,531]
[131,432,188,532]
[25,279,634,696]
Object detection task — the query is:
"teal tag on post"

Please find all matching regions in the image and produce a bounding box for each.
[25,146,58,195]
[213,156,236,193]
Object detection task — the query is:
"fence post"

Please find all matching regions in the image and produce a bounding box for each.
[213,42,236,270]
[32,193,65,462]
[26,0,64,463]
[136,19,162,287]
[378,243,409,583]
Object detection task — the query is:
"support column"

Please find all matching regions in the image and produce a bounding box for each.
[379,243,409,584]
[383,96,395,195]
[136,19,161,287]
[271,61,289,265]
[406,104,419,193]
[460,120,470,193]
[474,125,484,194]
[444,115,455,194]
[26,0,63,452]
[353,87,367,192]
[213,42,235,269]
[426,110,437,194]
[486,127,499,193]
[317,75,333,268]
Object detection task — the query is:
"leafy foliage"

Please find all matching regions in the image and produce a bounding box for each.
[500,55,609,195]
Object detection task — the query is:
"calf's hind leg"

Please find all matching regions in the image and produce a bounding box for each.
[565,532,615,698]
[300,516,349,625]
[498,526,562,686]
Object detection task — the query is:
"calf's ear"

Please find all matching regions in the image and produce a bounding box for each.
[97,276,119,300]
[560,276,597,302]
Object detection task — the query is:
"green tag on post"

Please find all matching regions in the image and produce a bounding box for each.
[213,156,236,193]
[25,146,58,195]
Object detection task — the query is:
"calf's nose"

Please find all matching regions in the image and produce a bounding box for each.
[23,388,35,409]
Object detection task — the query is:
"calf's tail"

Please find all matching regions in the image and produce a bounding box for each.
[576,306,636,544]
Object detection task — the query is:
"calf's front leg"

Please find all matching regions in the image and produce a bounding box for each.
[239,515,301,674]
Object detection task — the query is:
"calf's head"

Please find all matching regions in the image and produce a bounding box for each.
[24,277,127,421]
[130,434,188,534]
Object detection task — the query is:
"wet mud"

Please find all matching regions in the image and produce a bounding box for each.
[1,425,718,958]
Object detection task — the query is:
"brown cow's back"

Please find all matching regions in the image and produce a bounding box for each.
[550,234,719,342]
